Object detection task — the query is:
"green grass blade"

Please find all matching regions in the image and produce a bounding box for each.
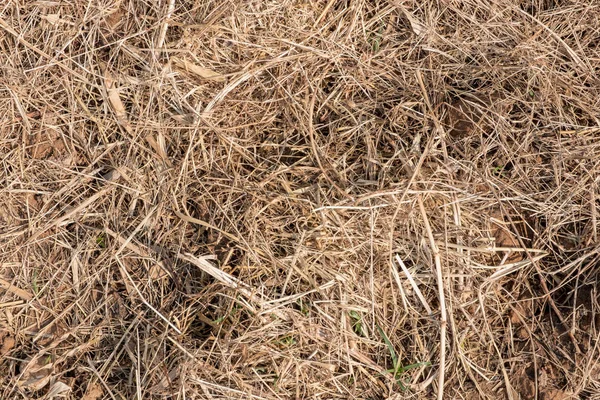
[376,324,397,368]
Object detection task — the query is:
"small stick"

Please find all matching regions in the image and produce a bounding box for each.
[591,181,597,244]
[0,277,32,301]
[156,0,176,50]
[418,196,447,400]
[313,0,337,27]
[395,255,432,315]
[27,187,112,244]
[177,252,261,310]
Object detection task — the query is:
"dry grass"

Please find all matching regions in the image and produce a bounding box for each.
[1,0,600,398]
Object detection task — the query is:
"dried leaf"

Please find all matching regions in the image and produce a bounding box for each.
[82,382,103,400]
[392,1,426,36]
[145,133,171,167]
[103,69,132,134]
[149,367,179,393]
[18,356,53,391]
[490,210,524,263]
[46,381,71,398]
[29,131,57,159]
[405,14,425,36]
[107,88,126,119]
[0,277,32,301]
[542,389,570,400]
[26,193,40,210]
[42,14,61,25]
[0,331,15,355]
[173,57,225,81]
[509,301,532,325]
[103,69,171,164]
[104,2,125,31]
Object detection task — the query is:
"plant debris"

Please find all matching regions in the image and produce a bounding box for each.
[1,0,600,398]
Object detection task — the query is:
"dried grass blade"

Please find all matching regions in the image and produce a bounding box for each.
[0,277,32,301]
[177,252,263,312]
[395,255,433,315]
[103,69,132,134]
[417,196,447,400]
[172,57,225,81]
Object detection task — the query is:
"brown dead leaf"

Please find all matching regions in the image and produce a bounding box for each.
[46,381,71,398]
[516,327,528,339]
[446,92,504,139]
[82,382,103,400]
[512,363,571,400]
[103,69,132,134]
[41,14,74,27]
[490,210,524,263]
[18,356,54,391]
[42,14,61,25]
[104,2,125,32]
[146,132,171,167]
[28,112,68,162]
[395,4,426,36]
[510,300,533,325]
[0,277,33,301]
[0,331,15,355]
[149,367,179,393]
[446,97,483,139]
[541,390,571,400]
[25,193,40,210]
[493,226,520,248]
[172,57,225,81]
[29,131,57,159]
[512,367,535,399]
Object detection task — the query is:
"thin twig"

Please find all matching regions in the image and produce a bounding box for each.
[418,196,447,400]
[395,255,433,315]
[156,0,176,50]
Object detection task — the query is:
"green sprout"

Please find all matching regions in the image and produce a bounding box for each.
[369,23,385,52]
[491,165,505,176]
[349,310,367,337]
[212,304,242,324]
[277,335,297,347]
[96,233,106,248]
[376,324,431,390]
[297,299,310,316]
[32,270,39,295]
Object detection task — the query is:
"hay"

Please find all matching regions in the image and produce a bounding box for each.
[1,0,600,398]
